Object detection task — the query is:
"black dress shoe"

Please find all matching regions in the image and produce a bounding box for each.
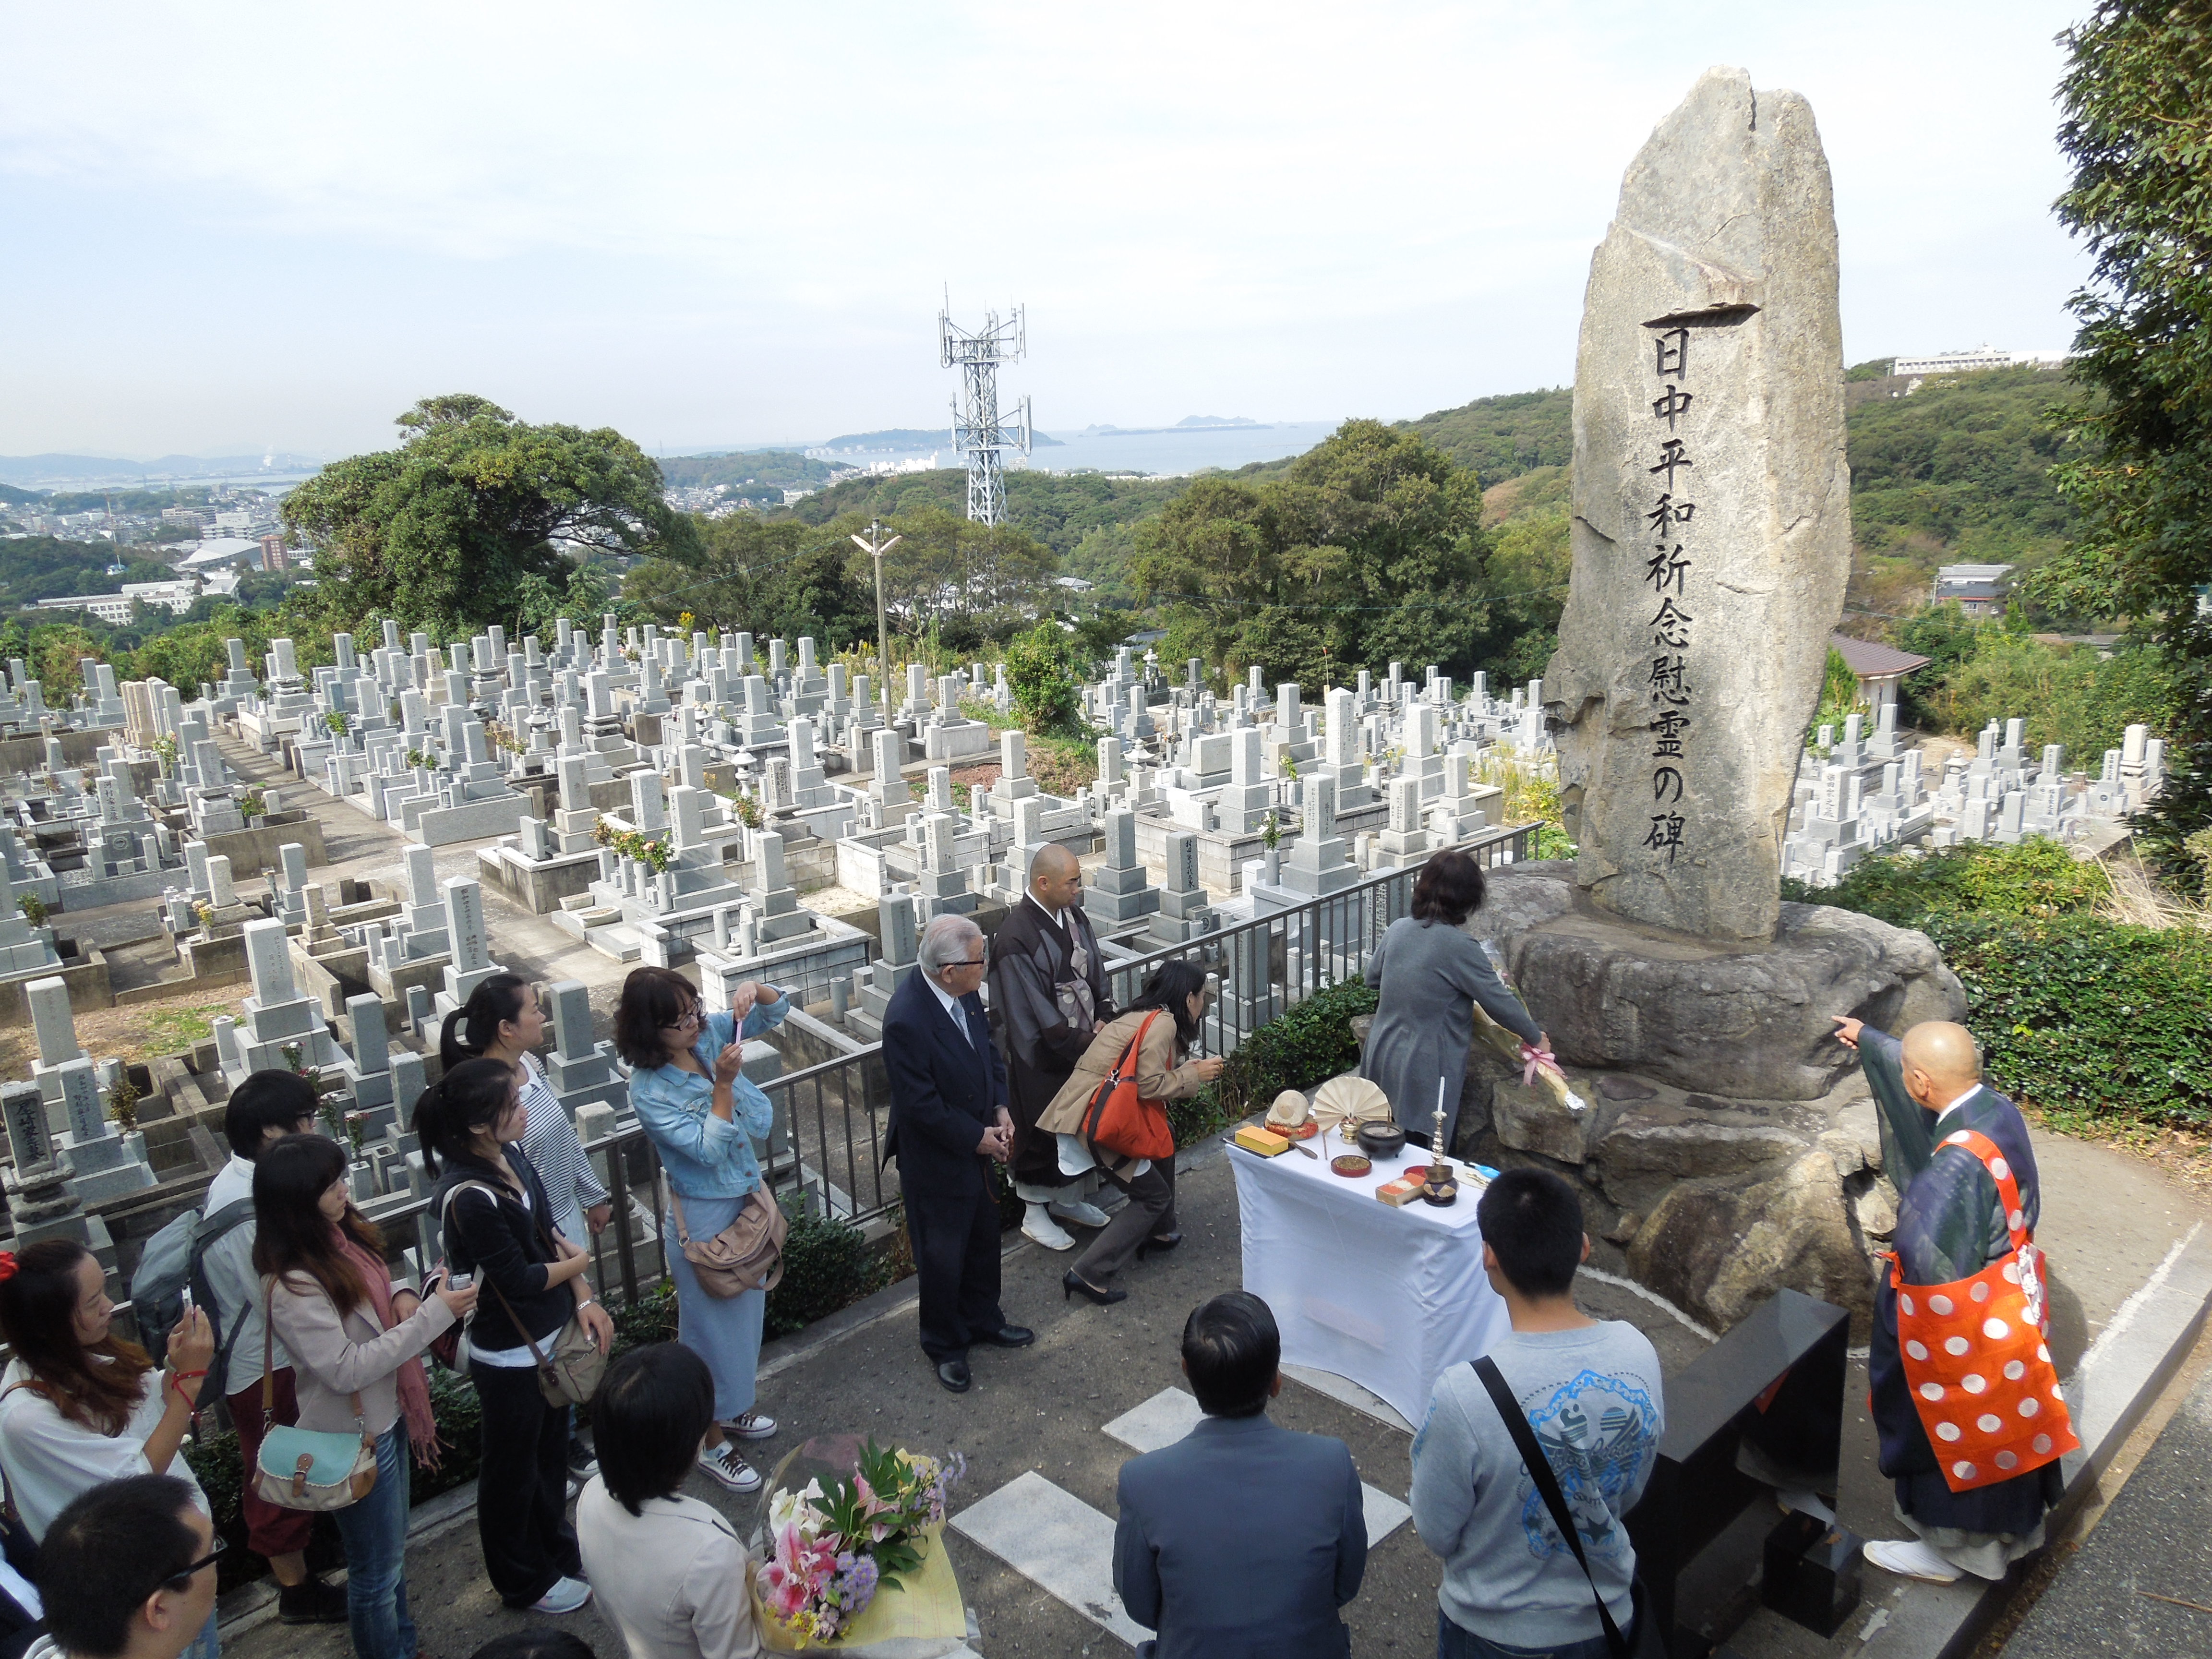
[1135,1232,1182,1261]
[977,1325,1035,1348]
[1062,1271,1128,1306]
[935,1358,972,1393]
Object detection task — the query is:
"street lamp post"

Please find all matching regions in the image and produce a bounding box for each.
[852,517,902,683]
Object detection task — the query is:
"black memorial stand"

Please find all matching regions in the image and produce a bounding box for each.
[1623,1287,1851,1656]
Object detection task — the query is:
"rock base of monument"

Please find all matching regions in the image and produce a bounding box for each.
[1427,864,1964,1336]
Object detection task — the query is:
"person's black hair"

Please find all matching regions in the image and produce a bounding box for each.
[412,1057,519,1178]
[1124,958,1210,1048]
[593,1342,716,1517]
[224,1069,321,1160]
[1477,1166,1586,1298]
[1181,1291,1279,1419]
[613,966,701,1070]
[439,972,533,1069]
[252,1134,386,1317]
[37,1474,203,1659]
[1411,848,1488,926]
[465,1633,599,1659]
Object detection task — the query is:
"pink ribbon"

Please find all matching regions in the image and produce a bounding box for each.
[1521,1042,1563,1089]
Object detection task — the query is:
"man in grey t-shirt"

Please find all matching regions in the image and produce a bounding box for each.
[1410,1169,1663,1659]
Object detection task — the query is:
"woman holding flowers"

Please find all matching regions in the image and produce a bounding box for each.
[577,1342,759,1659]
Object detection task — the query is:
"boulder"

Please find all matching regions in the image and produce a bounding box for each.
[1628,1147,1874,1334]
[1596,1113,1808,1210]
[1482,867,1965,1101]
[1492,1078,1609,1165]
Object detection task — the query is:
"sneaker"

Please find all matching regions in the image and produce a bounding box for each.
[277,1577,350,1625]
[697,1443,763,1493]
[567,1441,600,1479]
[1863,1538,1961,1585]
[1048,1197,1111,1229]
[724,1409,778,1440]
[1022,1203,1076,1251]
[530,1577,592,1615]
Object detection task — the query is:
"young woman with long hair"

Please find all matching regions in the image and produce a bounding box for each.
[0,1238,220,1659]
[257,1134,475,1659]
[1035,958,1225,1307]
[612,965,788,1495]
[418,1058,613,1616]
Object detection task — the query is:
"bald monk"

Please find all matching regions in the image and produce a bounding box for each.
[986,843,1116,1250]
[1832,1016,2061,1584]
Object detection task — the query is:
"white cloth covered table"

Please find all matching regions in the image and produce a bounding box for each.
[1231,1136,1511,1426]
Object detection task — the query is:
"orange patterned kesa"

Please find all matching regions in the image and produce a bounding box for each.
[1885,1129,2080,1494]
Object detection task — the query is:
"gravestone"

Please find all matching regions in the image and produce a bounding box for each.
[1544,67,1851,943]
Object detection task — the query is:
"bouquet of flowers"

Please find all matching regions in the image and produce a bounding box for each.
[754,1437,966,1648]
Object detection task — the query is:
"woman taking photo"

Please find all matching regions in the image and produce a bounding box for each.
[614,966,788,1495]
[420,1058,614,1616]
[257,1134,475,1659]
[576,1342,760,1659]
[0,1239,218,1659]
[1361,847,1546,1150]
[1037,959,1224,1307]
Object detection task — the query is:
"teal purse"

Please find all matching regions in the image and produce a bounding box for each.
[252,1281,379,1511]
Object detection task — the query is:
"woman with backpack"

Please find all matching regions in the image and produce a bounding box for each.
[0,1240,220,1659]
[420,1058,613,1616]
[1035,960,1224,1307]
[258,1134,475,1659]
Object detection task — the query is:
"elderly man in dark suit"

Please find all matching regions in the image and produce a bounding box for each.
[883,912,1035,1393]
[1115,1292,1368,1659]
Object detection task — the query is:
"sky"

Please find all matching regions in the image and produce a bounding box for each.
[0,0,2095,460]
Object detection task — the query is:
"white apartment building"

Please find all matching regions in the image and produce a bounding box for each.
[35,580,200,625]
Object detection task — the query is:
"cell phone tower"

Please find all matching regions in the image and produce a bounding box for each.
[939,292,1032,527]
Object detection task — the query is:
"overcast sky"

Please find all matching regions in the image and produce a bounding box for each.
[1,0,2093,460]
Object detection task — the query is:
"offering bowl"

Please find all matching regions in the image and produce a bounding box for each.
[1356,1122,1407,1161]
[1329,1154,1372,1179]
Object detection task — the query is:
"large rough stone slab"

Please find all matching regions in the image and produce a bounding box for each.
[1596,1113,1808,1210]
[1628,1146,1873,1334]
[1490,876,1964,1100]
[1544,67,1851,943]
[1492,1078,1611,1165]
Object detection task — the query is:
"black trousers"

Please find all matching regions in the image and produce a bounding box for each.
[906,1179,1006,1361]
[470,1359,582,1606]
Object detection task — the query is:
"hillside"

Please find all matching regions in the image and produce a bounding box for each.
[781,466,1185,577]
[1403,387,1573,483]
[655,450,838,496]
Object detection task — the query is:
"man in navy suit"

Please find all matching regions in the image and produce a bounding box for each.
[882,913,1035,1393]
[1114,1293,1369,1658]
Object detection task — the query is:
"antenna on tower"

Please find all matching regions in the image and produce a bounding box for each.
[939,289,1031,527]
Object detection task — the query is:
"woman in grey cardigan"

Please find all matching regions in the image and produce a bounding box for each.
[1362,849,1544,1149]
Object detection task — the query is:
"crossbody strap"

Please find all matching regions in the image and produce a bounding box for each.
[447,1177,560,1368]
[1472,1357,1631,1659]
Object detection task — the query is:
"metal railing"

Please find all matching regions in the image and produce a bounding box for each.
[347,820,1540,1312]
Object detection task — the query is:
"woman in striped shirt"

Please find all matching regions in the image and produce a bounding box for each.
[441,974,612,1485]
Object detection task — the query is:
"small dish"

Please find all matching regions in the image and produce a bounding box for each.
[1329,1154,1372,1178]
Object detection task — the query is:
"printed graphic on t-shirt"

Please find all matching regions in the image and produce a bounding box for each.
[1515,1368,1659,1563]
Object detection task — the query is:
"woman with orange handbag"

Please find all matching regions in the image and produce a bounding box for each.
[1037,960,1224,1307]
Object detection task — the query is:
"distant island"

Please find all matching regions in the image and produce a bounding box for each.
[803,427,1064,454]
[1070,417,1274,439]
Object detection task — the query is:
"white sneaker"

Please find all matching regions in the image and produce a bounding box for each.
[723,1410,777,1440]
[531,1577,592,1614]
[1048,1198,1110,1228]
[1863,1538,1961,1585]
[1022,1203,1076,1251]
[697,1443,763,1493]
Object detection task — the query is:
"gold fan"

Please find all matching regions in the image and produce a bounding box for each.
[1310,1075,1391,1153]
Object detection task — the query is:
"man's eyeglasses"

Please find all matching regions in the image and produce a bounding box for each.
[949,958,986,968]
[161,1534,228,1589]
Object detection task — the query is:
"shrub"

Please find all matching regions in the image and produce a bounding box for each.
[1782,836,2109,926]
[1002,623,1084,738]
[1206,978,1380,1126]
[765,1203,892,1337]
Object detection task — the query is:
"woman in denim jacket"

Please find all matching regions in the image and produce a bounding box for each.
[614,965,788,1495]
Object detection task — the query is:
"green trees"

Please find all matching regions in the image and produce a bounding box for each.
[1000,622,1084,737]
[280,395,694,637]
[1130,420,1495,687]
[2040,5,2212,885]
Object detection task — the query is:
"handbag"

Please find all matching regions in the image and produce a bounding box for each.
[1080,1013,1174,1162]
[483,1277,607,1408]
[252,1281,378,1513]
[1472,1356,1666,1659]
[671,1189,788,1298]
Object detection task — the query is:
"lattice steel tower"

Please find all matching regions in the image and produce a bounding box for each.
[939,294,1032,526]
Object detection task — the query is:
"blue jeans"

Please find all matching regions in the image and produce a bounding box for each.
[334,1423,414,1659]
[1438,1610,1616,1659]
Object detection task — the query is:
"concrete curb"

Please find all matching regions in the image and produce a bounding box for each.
[1860,1224,2212,1659]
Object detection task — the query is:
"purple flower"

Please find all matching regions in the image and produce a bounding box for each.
[840,1553,880,1608]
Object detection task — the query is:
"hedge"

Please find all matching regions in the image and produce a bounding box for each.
[1789,839,2212,1127]
[1191,977,1381,1135]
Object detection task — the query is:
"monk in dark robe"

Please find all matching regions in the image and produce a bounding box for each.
[986,843,1116,1250]
[1834,1016,2063,1584]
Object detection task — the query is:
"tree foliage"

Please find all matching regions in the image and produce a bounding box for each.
[1001,622,1084,738]
[1131,420,1495,687]
[280,394,695,638]
[2038,4,2212,886]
